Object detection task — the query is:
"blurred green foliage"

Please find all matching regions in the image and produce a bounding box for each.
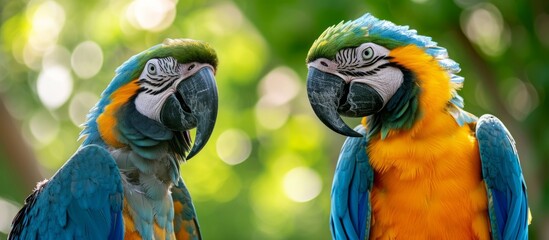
[0,0,548,239]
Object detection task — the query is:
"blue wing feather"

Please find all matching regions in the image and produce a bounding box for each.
[9,145,124,240]
[476,114,529,240]
[330,125,373,240]
[108,210,124,240]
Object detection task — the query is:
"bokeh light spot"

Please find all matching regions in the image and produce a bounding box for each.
[535,13,549,48]
[0,198,20,234]
[258,66,301,106]
[71,41,103,79]
[255,97,290,130]
[283,167,322,202]
[126,0,176,32]
[179,2,267,83]
[216,129,252,165]
[37,64,73,109]
[507,79,539,121]
[42,45,71,69]
[27,0,65,52]
[255,66,301,130]
[23,43,41,70]
[460,3,509,56]
[29,110,59,145]
[69,92,99,126]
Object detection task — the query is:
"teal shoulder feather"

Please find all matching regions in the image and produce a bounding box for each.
[9,145,124,240]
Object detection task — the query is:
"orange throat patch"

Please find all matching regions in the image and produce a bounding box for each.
[96,80,140,148]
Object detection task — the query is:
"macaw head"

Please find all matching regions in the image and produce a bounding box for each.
[306,13,465,139]
[82,38,218,160]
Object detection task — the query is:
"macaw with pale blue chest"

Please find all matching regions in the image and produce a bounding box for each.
[306,14,530,239]
[9,38,218,240]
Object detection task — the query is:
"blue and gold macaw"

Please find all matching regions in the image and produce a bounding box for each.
[306,14,530,239]
[9,38,218,240]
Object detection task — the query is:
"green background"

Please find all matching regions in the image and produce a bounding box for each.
[0,0,547,239]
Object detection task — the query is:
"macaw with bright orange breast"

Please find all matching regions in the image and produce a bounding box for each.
[306,13,530,239]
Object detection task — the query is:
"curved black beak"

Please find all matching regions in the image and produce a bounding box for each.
[306,67,383,137]
[161,67,218,159]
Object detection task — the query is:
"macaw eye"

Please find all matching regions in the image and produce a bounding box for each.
[188,64,195,71]
[362,47,374,61]
[147,63,157,75]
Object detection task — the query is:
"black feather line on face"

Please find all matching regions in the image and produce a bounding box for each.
[157,57,180,74]
[357,55,382,68]
[336,48,362,67]
[148,78,177,95]
[158,61,167,73]
[139,75,179,95]
[140,74,169,87]
[337,58,394,77]
[138,57,184,95]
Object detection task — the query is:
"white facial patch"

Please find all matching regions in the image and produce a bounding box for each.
[352,66,403,105]
[134,57,211,122]
[308,42,404,107]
